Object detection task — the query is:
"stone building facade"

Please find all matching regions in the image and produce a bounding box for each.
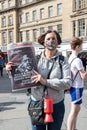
[0,0,87,53]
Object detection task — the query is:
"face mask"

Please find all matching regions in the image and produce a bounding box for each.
[45,40,58,50]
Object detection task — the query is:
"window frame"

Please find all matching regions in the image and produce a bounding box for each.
[26,30,30,41]
[2,32,7,45]
[33,29,37,41]
[48,6,53,18]
[8,15,13,26]
[57,3,62,15]
[26,12,30,23]
[2,17,6,27]
[19,14,23,24]
[40,8,44,19]
[57,24,62,37]
[32,10,37,21]
[40,27,45,34]
[19,31,23,42]
[72,21,76,37]
[9,31,13,43]
[78,18,85,37]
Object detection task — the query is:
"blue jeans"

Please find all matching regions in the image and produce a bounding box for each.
[0,66,3,76]
[31,99,65,130]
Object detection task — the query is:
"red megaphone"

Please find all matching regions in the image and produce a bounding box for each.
[44,99,54,123]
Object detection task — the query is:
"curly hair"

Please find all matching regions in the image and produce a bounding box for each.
[37,30,62,46]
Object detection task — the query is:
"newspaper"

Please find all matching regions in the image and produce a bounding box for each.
[7,42,37,91]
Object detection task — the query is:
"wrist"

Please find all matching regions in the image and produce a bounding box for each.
[41,77,47,86]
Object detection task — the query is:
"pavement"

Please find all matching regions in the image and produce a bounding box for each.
[0,69,87,130]
[1,91,87,130]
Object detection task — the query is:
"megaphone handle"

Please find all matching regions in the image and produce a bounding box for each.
[46,124,48,130]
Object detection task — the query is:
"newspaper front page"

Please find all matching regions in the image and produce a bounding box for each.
[7,42,37,91]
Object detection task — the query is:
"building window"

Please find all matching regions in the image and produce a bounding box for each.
[40,27,45,34]
[19,31,23,42]
[40,8,44,19]
[73,21,76,37]
[2,32,6,45]
[73,0,77,11]
[8,0,12,7]
[26,12,30,23]
[2,17,6,27]
[2,1,5,9]
[26,0,30,3]
[19,14,23,24]
[33,0,36,2]
[8,16,13,26]
[2,0,6,9]
[57,3,62,15]
[48,26,53,31]
[73,0,86,11]
[78,19,85,37]
[32,10,37,21]
[48,6,53,17]
[9,31,13,43]
[18,0,22,6]
[57,24,62,37]
[79,0,86,9]
[33,29,37,41]
[26,30,30,41]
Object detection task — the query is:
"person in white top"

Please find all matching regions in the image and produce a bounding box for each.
[67,37,87,130]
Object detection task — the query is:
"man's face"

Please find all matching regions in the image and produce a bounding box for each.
[23,58,32,70]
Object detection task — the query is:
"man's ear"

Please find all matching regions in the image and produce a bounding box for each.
[76,45,80,49]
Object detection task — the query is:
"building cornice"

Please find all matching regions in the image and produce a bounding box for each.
[18,0,47,9]
[0,27,14,32]
[0,0,47,13]
[18,18,62,29]
[70,10,87,18]
[0,6,17,14]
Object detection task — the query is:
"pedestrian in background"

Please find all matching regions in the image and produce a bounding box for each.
[0,55,4,77]
[6,30,72,130]
[67,37,87,130]
[82,56,86,71]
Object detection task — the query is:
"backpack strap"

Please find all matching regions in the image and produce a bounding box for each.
[70,57,77,65]
[43,57,57,97]
[59,55,64,79]
[70,57,79,82]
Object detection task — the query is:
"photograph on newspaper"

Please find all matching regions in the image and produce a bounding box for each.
[7,42,37,91]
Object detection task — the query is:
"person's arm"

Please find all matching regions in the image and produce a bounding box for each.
[79,69,87,80]
[46,59,72,91]
[75,58,87,80]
